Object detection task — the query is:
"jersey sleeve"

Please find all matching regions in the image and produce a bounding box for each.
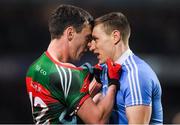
[60,66,91,113]
[124,68,152,107]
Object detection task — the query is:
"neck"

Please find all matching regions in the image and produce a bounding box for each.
[47,39,69,63]
[113,41,129,61]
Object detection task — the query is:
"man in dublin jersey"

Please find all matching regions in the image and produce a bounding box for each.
[26,4,121,124]
[89,12,163,124]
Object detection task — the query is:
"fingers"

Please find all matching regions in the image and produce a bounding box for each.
[106,58,113,70]
[106,58,122,79]
[114,63,121,71]
[106,58,121,70]
[94,64,102,70]
[93,64,103,84]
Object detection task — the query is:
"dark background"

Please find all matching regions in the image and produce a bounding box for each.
[0,0,180,123]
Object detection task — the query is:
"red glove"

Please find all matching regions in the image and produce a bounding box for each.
[106,58,122,87]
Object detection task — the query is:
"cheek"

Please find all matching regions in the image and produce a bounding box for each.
[101,46,113,60]
[77,41,86,53]
[77,46,83,53]
[98,41,111,52]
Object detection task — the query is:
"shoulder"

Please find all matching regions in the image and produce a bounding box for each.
[123,54,162,91]
[123,54,158,80]
[120,54,161,106]
[26,53,46,76]
[121,55,158,90]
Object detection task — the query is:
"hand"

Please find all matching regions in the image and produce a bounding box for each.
[80,62,94,74]
[106,58,122,87]
[80,63,103,84]
[93,64,103,84]
[80,63,94,93]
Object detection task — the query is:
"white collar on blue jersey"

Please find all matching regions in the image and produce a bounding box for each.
[115,49,133,65]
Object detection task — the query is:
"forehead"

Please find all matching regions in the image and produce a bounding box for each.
[92,24,106,35]
[81,24,92,34]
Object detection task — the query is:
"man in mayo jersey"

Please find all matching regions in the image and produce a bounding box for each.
[26,5,121,124]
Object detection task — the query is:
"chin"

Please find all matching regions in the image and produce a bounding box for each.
[75,56,81,61]
[76,58,80,61]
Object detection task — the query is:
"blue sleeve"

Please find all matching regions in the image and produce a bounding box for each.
[124,66,152,107]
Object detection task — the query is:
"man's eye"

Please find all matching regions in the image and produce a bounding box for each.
[94,38,98,42]
[92,37,98,41]
[86,36,93,42]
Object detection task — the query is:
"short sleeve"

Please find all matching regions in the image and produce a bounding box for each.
[64,67,91,113]
[123,67,152,107]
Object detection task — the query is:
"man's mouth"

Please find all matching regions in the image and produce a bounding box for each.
[97,54,100,59]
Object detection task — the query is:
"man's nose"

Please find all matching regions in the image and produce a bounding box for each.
[88,41,96,51]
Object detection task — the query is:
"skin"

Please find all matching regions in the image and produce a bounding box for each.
[89,23,151,124]
[48,24,92,63]
[47,24,118,123]
[68,25,92,61]
[78,85,116,123]
[89,24,116,64]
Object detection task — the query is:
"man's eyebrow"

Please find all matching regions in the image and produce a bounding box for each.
[92,35,98,40]
[86,34,93,41]
[87,34,92,38]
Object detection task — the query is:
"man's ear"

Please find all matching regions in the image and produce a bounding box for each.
[66,26,74,41]
[112,30,121,45]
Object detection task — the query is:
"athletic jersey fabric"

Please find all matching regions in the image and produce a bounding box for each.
[26,51,91,124]
[101,49,163,124]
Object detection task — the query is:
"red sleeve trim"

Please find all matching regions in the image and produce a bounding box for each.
[72,94,90,115]
[78,94,90,107]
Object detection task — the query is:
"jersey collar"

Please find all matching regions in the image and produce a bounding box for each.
[115,49,133,65]
[45,51,83,70]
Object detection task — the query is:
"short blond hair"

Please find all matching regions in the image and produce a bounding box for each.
[95,12,130,43]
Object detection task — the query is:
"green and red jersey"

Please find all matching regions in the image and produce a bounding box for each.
[26,51,91,124]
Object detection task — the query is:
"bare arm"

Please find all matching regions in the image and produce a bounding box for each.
[77,85,116,124]
[126,105,152,124]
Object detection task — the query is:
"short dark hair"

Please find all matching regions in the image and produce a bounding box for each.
[48,4,94,39]
[95,12,130,43]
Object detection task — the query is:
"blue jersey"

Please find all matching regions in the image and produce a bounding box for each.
[101,49,163,124]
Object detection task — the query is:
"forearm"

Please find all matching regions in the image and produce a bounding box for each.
[95,59,121,123]
[96,85,116,123]
[77,85,116,124]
